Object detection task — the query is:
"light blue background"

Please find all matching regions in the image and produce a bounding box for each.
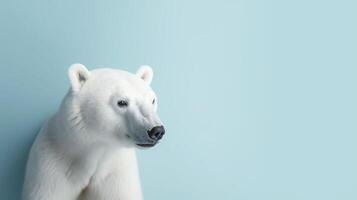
[0,0,356,199]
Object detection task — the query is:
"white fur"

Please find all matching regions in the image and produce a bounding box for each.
[136,65,153,85]
[23,64,163,200]
[68,64,91,92]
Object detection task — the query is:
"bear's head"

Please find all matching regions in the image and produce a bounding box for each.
[67,64,165,148]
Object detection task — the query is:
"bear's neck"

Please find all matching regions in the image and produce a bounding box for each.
[89,147,143,200]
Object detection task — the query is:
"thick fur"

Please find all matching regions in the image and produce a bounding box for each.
[23,64,163,200]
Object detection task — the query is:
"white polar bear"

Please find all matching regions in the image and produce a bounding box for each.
[23,64,165,200]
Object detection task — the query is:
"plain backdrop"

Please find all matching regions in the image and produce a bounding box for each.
[0,0,356,199]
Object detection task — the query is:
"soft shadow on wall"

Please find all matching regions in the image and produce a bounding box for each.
[0,29,69,199]
[0,126,39,200]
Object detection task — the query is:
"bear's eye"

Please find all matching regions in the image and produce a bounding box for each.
[117,100,128,107]
[152,98,156,104]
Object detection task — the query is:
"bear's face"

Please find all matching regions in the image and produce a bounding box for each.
[68,64,165,148]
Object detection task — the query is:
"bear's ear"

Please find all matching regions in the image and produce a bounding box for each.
[68,63,91,92]
[136,65,153,85]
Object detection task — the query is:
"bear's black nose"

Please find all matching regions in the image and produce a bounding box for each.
[147,126,165,140]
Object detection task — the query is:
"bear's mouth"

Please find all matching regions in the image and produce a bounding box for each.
[136,143,156,147]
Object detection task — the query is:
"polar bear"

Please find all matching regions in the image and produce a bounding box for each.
[23,64,165,200]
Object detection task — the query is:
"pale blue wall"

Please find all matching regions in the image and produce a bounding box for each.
[0,0,357,199]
